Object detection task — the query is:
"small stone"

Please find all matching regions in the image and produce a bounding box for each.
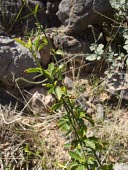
[114,163,128,170]
[63,76,73,90]
[96,104,104,120]
[27,87,56,114]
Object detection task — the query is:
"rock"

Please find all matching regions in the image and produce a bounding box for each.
[46,27,97,74]
[114,163,128,170]
[39,43,51,66]
[96,104,104,120]
[46,0,61,27]
[0,86,22,107]
[0,35,37,87]
[22,0,47,33]
[57,0,113,34]
[104,71,128,101]
[0,0,23,33]
[47,27,90,55]
[52,33,90,54]
[0,0,61,34]
[27,87,56,114]
[63,76,74,90]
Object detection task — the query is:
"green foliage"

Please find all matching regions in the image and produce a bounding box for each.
[15,30,113,170]
[86,0,128,79]
[110,0,127,21]
[14,1,128,169]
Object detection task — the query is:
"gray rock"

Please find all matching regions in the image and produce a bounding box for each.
[27,87,56,114]
[96,104,104,120]
[0,0,23,33]
[0,36,37,87]
[114,163,128,170]
[105,71,128,101]
[23,0,47,33]
[46,0,61,27]
[0,0,61,34]
[47,27,91,55]
[46,28,94,73]
[63,76,74,90]
[57,0,113,34]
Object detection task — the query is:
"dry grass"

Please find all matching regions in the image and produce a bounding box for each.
[1,70,128,169]
[86,107,128,164]
[0,103,69,170]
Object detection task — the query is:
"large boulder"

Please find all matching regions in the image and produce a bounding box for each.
[57,0,113,34]
[0,0,22,33]
[0,0,47,34]
[22,0,47,33]
[0,35,37,88]
[27,87,56,115]
[0,0,61,34]
[46,0,61,27]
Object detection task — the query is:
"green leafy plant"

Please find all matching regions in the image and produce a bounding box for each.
[14,1,128,169]
[110,0,127,21]
[15,24,113,170]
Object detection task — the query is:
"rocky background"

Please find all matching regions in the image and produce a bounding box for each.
[0,1,128,169]
[0,0,127,111]
[0,0,113,90]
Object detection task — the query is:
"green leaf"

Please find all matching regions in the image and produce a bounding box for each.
[55,86,63,100]
[76,165,86,170]
[33,35,40,51]
[34,4,39,15]
[69,161,79,169]
[25,67,41,73]
[86,54,97,61]
[57,162,67,169]
[101,164,113,170]
[45,83,53,88]
[125,39,128,45]
[51,102,62,111]
[64,142,71,148]
[58,118,69,126]
[68,151,83,162]
[90,43,97,51]
[48,86,54,94]
[71,140,79,149]
[43,69,50,77]
[42,36,48,44]
[59,122,70,131]
[38,43,45,51]
[123,44,128,51]
[97,44,104,54]
[27,38,32,49]
[48,62,55,72]
[51,48,56,55]
[123,34,128,39]
[77,126,87,138]
[97,56,101,60]
[84,139,95,149]
[14,38,28,48]
[84,114,94,126]
[55,49,64,55]
[87,157,95,165]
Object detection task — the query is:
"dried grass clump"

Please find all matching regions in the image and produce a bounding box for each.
[88,109,128,163]
[0,104,69,170]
